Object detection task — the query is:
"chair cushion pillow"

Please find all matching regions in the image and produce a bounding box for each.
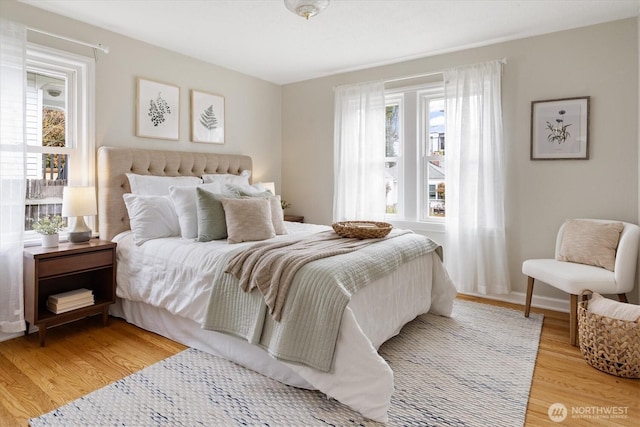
[557,220,624,271]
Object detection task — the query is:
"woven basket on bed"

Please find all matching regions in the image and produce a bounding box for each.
[578,290,640,379]
[332,221,392,239]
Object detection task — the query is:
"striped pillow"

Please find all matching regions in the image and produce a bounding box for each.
[557,220,623,271]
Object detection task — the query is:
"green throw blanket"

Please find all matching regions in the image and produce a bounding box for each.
[202,229,441,372]
[226,230,400,321]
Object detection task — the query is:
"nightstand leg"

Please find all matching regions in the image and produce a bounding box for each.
[38,325,47,347]
[102,308,109,326]
[24,322,30,336]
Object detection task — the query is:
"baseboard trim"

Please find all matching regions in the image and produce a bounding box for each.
[0,325,38,343]
[459,291,569,313]
[0,331,24,343]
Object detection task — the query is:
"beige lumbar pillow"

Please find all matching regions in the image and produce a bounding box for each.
[588,292,640,322]
[221,197,276,243]
[557,220,624,271]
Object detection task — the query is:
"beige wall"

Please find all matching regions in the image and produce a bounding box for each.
[2,0,282,186]
[282,19,639,308]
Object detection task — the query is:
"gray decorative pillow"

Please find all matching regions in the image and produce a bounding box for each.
[221,197,276,243]
[557,220,624,271]
[196,188,231,242]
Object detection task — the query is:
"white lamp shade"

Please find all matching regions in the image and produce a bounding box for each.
[62,186,97,217]
[262,182,276,195]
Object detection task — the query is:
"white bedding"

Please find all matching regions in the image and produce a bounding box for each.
[111,222,456,422]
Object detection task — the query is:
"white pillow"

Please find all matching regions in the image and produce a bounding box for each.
[123,194,180,245]
[126,173,202,196]
[168,182,224,239]
[589,292,640,322]
[202,170,251,186]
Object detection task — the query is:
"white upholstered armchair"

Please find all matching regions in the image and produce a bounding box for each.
[522,219,640,346]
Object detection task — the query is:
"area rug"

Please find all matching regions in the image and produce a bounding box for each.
[30,300,543,426]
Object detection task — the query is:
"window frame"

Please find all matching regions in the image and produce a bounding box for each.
[24,43,95,245]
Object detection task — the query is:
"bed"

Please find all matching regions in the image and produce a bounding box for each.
[97,146,456,422]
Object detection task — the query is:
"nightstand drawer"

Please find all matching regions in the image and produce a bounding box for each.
[38,250,113,278]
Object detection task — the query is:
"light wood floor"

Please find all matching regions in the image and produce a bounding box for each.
[1,296,638,426]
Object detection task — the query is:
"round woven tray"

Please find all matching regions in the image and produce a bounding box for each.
[578,290,640,379]
[332,221,392,239]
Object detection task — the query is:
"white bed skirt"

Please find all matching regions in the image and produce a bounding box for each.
[111,252,455,422]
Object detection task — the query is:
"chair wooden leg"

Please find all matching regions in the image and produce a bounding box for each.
[617,293,628,303]
[570,294,578,346]
[524,276,534,317]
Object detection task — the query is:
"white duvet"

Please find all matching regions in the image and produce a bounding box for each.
[111,222,456,422]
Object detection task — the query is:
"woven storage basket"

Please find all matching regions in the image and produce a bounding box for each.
[578,291,640,378]
[332,221,392,239]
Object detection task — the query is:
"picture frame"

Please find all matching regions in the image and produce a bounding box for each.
[136,78,180,140]
[530,96,589,160]
[191,90,225,144]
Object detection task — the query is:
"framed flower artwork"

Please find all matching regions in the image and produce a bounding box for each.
[191,90,225,144]
[136,78,180,140]
[530,96,589,160]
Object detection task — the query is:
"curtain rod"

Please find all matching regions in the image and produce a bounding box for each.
[27,27,110,54]
[384,57,507,84]
[384,70,442,84]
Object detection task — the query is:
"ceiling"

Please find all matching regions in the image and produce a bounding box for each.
[20,0,640,85]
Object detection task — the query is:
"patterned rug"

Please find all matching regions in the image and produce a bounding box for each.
[30,300,543,426]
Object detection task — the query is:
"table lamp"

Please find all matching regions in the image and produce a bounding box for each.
[62,186,97,243]
[263,182,276,195]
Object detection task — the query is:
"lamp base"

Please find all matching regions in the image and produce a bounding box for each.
[68,230,92,243]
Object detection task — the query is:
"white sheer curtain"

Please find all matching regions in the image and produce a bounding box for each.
[0,19,27,333]
[333,81,386,221]
[444,60,510,295]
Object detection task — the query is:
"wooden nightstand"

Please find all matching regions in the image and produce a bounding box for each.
[23,239,116,346]
[284,215,304,223]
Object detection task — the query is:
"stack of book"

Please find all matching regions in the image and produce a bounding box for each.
[47,288,94,314]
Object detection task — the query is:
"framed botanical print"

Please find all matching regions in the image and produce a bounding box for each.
[136,78,180,140]
[191,90,225,144]
[530,97,589,160]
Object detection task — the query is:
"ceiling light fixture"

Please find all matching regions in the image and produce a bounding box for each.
[284,0,329,20]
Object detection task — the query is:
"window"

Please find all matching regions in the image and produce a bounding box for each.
[385,94,403,216]
[24,44,95,243]
[421,92,445,220]
[25,70,68,230]
[384,81,445,224]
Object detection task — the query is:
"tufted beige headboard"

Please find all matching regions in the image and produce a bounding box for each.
[97,146,253,241]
